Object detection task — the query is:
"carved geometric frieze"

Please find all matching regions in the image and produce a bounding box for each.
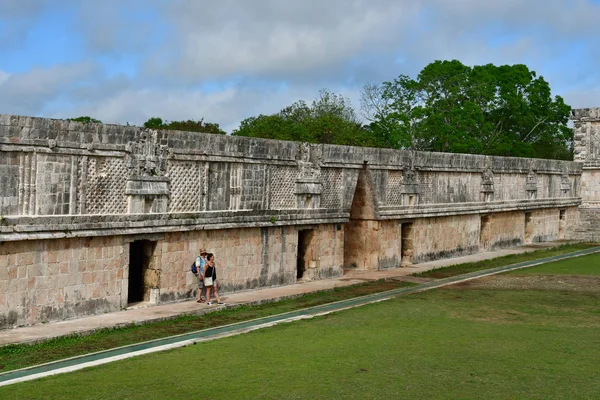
[125,129,171,179]
[560,172,571,197]
[85,157,128,215]
[124,129,172,213]
[229,163,242,211]
[387,170,403,206]
[295,143,324,209]
[320,168,343,209]
[402,165,420,206]
[480,167,495,202]
[526,168,538,200]
[270,166,297,209]
[168,161,201,213]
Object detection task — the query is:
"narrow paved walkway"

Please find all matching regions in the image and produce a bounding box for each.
[0,241,582,346]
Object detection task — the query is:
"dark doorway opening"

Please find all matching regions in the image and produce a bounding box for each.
[559,209,566,239]
[128,240,156,304]
[524,212,533,244]
[297,230,313,279]
[480,215,492,251]
[401,222,414,266]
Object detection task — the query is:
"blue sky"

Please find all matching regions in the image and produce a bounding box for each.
[1,0,599,132]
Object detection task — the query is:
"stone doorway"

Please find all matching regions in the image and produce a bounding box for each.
[128,240,157,305]
[400,222,414,266]
[524,212,533,244]
[479,215,492,251]
[559,210,566,239]
[297,229,315,280]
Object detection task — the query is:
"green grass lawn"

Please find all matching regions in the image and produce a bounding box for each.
[507,252,600,276]
[412,243,598,279]
[0,280,416,373]
[3,273,599,399]
[0,243,597,376]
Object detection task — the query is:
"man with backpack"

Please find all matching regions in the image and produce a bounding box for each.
[192,250,208,303]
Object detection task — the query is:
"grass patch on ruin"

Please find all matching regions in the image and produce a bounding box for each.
[412,242,598,279]
[3,272,599,399]
[0,279,416,373]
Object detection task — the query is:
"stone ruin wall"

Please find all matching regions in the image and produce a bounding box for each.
[571,108,600,241]
[0,114,583,328]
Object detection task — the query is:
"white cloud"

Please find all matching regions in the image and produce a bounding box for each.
[145,0,423,81]
[53,84,326,133]
[0,62,98,115]
[1,0,600,130]
[0,70,10,85]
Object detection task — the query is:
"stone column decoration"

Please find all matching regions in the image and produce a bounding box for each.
[572,108,600,162]
[229,164,242,210]
[125,130,171,213]
[480,167,495,202]
[295,143,323,209]
[526,168,538,200]
[560,172,571,197]
[401,165,420,206]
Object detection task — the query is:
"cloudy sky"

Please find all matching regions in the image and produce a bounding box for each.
[1,0,599,132]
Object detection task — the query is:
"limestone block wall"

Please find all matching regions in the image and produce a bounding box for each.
[534,206,579,242]
[410,215,481,264]
[0,223,346,328]
[0,113,589,328]
[0,237,127,329]
[571,208,600,242]
[158,227,298,300]
[296,224,344,280]
[377,220,402,269]
[483,211,525,250]
[571,108,600,241]
[0,114,582,243]
[344,220,381,270]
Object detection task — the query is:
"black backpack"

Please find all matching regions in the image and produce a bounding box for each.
[191,262,198,275]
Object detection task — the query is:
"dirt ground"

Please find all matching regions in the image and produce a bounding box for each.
[449,274,600,292]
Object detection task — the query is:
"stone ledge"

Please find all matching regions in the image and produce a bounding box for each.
[0,210,349,241]
[378,198,581,219]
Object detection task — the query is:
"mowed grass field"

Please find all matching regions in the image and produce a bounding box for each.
[2,253,600,400]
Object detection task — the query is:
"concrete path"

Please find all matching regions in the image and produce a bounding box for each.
[0,241,582,346]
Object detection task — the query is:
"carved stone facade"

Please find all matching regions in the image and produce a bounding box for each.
[571,107,600,240]
[0,114,587,328]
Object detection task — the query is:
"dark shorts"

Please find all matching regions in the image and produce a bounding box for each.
[197,275,205,289]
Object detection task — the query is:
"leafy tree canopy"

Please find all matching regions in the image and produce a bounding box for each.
[361,60,573,159]
[233,89,385,148]
[69,116,102,124]
[143,117,226,135]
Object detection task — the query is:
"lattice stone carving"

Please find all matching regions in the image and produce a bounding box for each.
[168,161,201,212]
[269,166,297,209]
[321,168,343,209]
[85,157,128,214]
[387,170,403,205]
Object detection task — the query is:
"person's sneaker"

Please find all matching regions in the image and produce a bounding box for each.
[207,302,212,306]
[217,301,225,305]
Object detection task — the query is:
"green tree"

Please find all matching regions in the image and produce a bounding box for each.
[361,60,572,159]
[69,116,102,124]
[143,117,164,129]
[233,89,383,147]
[143,117,226,134]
